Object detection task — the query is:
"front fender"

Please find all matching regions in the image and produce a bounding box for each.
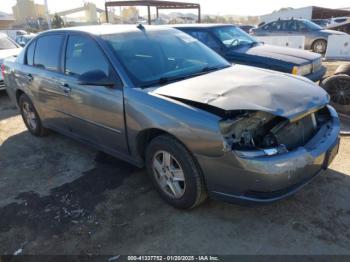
[124,87,225,165]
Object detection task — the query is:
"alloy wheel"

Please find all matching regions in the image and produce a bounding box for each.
[327,77,350,105]
[152,150,186,199]
[22,101,38,130]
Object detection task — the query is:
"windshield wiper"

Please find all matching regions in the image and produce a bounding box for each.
[140,76,187,88]
[139,66,228,88]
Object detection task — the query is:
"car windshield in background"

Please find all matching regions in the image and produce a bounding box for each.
[0,36,17,50]
[213,26,258,49]
[303,20,323,31]
[102,30,230,87]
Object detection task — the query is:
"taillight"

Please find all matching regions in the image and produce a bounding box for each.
[1,64,4,79]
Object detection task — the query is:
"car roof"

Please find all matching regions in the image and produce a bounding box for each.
[172,23,234,29]
[46,24,176,36]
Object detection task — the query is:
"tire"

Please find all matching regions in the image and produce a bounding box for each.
[19,94,49,136]
[321,74,350,116]
[335,63,350,76]
[145,135,207,209]
[312,39,327,54]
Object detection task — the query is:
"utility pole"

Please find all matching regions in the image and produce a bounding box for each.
[44,0,52,29]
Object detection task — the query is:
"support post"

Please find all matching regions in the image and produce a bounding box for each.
[105,4,109,23]
[147,5,151,25]
[198,6,201,23]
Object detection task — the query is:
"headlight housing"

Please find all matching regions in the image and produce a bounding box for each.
[292,64,312,76]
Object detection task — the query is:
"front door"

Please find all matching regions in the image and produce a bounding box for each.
[60,34,128,155]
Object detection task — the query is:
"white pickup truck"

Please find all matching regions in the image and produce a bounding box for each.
[0,33,22,91]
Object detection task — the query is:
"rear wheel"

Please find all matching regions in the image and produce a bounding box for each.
[312,39,327,54]
[19,94,49,136]
[145,135,207,209]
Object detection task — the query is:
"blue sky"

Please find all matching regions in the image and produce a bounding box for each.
[1,0,349,16]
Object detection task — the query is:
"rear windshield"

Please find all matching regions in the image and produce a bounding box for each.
[0,36,18,50]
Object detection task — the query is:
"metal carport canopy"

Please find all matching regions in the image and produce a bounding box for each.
[104,0,201,24]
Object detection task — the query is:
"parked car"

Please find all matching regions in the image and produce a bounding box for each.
[175,24,326,82]
[250,19,347,53]
[3,25,340,209]
[0,33,22,91]
[328,17,350,27]
[0,29,27,40]
[15,34,36,47]
[237,25,255,33]
[312,19,330,28]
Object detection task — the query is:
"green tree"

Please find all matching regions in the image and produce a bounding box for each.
[52,13,64,28]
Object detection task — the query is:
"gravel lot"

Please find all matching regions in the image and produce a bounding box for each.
[0,63,350,256]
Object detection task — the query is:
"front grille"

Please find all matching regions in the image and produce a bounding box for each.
[0,80,4,90]
[274,113,317,150]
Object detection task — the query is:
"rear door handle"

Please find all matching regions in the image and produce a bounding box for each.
[25,73,33,82]
[61,83,72,94]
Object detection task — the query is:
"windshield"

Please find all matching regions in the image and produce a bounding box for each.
[0,36,18,50]
[303,20,323,31]
[102,29,230,87]
[213,26,258,49]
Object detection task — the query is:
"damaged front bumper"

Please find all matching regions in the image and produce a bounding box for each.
[196,105,340,204]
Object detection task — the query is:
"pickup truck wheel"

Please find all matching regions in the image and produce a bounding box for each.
[312,39,327,54]
[19,94,49,136]
[145,135,207,209]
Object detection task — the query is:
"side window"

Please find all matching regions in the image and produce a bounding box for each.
[298,21,308,32]
[65,35,109,77]
[26,40,36,66]
[187,31,220,50]
[34,35,64,71]
[263,21,279,31]
[286,20,298,31]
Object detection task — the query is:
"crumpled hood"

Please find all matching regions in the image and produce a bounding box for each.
[235,44,321,65]
[153,65,329,120]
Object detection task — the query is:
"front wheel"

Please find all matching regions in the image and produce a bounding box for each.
[19,94,49,136]
[312,39,327,54]
[145,135,207,209]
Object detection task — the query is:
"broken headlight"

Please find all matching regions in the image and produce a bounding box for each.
[219,110,319,157]
[219,111,288,157]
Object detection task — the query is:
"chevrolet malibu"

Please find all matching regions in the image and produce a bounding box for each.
[3,25,340,209]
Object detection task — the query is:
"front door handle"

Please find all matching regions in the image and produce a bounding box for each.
[62,83,71,94]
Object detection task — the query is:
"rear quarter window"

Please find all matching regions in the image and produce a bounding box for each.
[26,40,36,66]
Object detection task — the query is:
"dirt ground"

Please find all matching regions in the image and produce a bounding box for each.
[0,62,350,256]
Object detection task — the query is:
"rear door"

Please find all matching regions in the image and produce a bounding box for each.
[17,34,67,129]
[59,33,128,155]
[29,34,67,129]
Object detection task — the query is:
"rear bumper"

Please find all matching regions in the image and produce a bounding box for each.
[305,66,327,82]
[196,105,340,204]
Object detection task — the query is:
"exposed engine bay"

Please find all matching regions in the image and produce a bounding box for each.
[219,107,331,154]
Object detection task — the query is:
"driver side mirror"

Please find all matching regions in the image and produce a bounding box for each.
[77,70,114,87]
